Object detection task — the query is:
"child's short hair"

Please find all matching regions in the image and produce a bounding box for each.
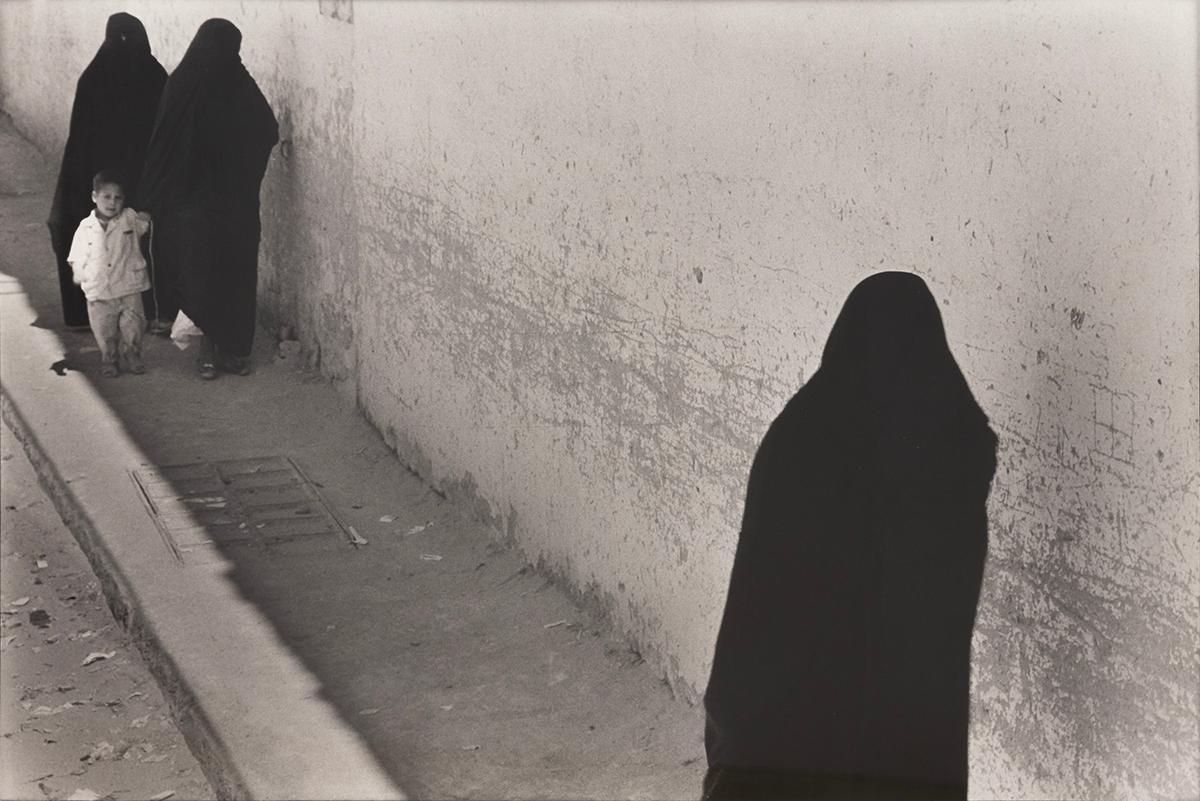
[92,169,127,192]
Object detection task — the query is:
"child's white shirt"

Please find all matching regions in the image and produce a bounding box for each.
[66,208,151,301]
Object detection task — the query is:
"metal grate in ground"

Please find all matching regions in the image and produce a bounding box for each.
[130,456,348,563]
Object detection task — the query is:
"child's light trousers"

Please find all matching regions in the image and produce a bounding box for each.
[88,292,145,365]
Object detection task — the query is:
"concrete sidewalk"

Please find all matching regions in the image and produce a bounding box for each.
[0,114,706,800]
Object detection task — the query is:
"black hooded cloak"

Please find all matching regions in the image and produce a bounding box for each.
[703,272,998,800]
[46,12,166,327]
[139,18,278,358]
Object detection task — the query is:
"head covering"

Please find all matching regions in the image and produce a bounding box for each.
[46,12,166,327]
[821,272,987,415]
[704,272,997,793]
[103,12,151,55]
[140,19,266,214]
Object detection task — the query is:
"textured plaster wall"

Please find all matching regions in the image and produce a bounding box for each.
[2,3,1197,799]
[0,0,360,390]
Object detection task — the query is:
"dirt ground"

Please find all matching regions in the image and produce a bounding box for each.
[0,426,214,801]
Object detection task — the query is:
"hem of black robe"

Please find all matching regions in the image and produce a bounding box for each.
[702,765,967,801]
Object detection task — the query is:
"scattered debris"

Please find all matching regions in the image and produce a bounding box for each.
[65,789,102,801]
[543,619,567,629]
[419,553,442,562]
[0,634,17,649]
[347,526,368,546]
[185,495,226,505]
[29,609,51,628]
[82,740,115,764]
[131,714,151,728]
[81,651,115,666]
[149,791,176,800]
[10,597,31,607]
[97,699,125,714]
[439,704,454,711]
[276,340,302,361]
[404,522,433,536]
[379,514,397,523]
[35,559,48,570]
[358,708,380,716]
[461,744,480,751]
[28,700,80,718]
[141,753,169,764]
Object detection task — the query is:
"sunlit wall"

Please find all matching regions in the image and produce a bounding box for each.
[3,3,1196,797]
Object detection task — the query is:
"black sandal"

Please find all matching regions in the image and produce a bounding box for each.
[198,360,217,380]
[215,352,251,376]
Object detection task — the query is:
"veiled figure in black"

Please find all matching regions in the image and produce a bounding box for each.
[47,12,166,329]
[139,18,278,378]
[703,272,998,800]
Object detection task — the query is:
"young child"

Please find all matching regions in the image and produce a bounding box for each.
[67,170,152,377]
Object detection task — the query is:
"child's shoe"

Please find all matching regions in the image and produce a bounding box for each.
[126,353,147,374]
[100,361,119,378]
[147,319,172,336]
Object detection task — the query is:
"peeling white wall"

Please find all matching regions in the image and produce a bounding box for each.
[3,2,1197,798]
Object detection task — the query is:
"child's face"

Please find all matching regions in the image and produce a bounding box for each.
[92,183,125,220]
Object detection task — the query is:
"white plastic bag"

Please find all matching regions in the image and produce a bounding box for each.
[170,310,203,350]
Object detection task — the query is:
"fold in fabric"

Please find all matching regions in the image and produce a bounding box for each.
[139,18,279,358]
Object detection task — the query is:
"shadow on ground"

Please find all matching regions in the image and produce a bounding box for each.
[0,113,705,800]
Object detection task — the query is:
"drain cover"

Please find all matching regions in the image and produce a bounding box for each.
[131,456,348,562]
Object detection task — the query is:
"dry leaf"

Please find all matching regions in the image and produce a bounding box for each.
[81,651,115,666]
[66,790,102,801]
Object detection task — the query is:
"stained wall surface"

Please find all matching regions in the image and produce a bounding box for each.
[2,2,1196,798]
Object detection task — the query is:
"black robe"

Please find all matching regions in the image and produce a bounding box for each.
[704,272,998,800]
[139,18,278,358]
[46,13,166,327]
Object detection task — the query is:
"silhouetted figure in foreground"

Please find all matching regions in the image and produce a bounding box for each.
[704,272,998,800]
[47,12,166,329]
[139,18,278,379]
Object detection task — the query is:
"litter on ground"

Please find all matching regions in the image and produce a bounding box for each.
[81,651,115,666]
